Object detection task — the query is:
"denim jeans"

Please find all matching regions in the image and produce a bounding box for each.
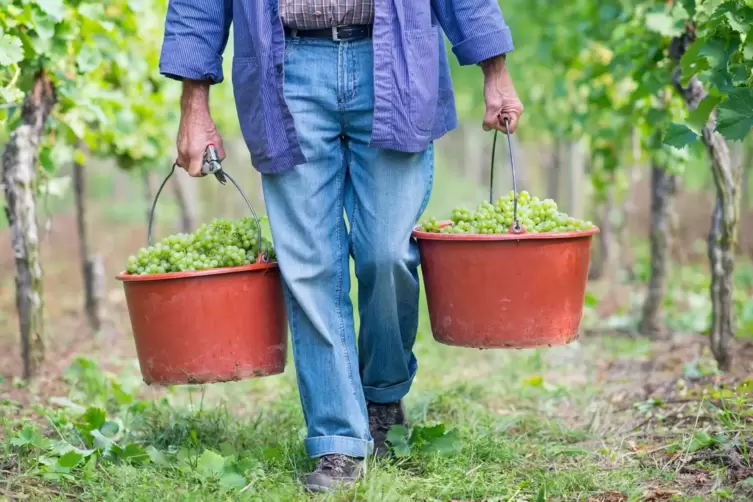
[260,37,434,459]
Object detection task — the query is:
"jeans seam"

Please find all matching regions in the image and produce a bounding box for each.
[334,157,359,408]
[348,41,357,103]
[337,43,344,107]
[284,286,310,426]
[413,143,435,224]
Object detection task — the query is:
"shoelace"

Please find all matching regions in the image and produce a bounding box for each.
[317,454,348,473]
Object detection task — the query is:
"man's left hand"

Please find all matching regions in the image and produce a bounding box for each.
[480,55,524,134]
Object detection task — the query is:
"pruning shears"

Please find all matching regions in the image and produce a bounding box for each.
[200,144,227,185]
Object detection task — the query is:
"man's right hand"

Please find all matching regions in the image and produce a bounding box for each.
[177,80,226,177]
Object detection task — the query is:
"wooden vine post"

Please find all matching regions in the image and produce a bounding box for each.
[639,157,678,338]
[669,29,740,370]
[73,145,105,334]
[1,71,56,379]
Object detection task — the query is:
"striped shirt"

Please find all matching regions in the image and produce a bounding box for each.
[280,0,374,29]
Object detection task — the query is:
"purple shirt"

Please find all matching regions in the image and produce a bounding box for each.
[159,0,514,174]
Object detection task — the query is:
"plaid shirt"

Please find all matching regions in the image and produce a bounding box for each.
[280,0,374,29]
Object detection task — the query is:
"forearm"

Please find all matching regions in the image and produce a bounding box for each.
[181,81,211,115]
[480,53,507,74]
[431,0,514,66]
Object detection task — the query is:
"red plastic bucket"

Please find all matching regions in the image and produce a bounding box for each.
[116,155,288,385]
[116,263,287,385]
[412,223,599,349]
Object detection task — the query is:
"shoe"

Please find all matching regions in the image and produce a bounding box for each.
[368,400,407,458]
[302,454,364,493]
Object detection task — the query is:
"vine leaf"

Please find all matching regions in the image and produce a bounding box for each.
[687,95,722,134]
[664,123,698,148]
[645,11,686,37]
[716,88,753,140]
[36,0,66,22]
[0,33,24,66]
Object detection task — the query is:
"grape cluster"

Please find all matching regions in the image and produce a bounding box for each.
[420,191,594,234]
[125,217,276,275]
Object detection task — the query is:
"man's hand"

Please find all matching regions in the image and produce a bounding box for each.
[480,55,524,134]
[177,80,226,177]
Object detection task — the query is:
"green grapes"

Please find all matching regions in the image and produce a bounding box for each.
[125,217,276,275]
[419,191,594,235]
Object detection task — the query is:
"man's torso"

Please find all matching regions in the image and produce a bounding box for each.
[279,0,374,30]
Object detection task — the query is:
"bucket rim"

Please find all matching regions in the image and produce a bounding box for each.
[116,261,279,282]
[412,221,600,241]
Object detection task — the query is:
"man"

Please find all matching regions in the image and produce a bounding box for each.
[160,0,523,492]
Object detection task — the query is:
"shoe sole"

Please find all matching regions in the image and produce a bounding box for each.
[303,478,359,493]
[303,483,331,493]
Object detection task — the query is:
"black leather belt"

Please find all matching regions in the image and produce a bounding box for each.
[284,24,373,42]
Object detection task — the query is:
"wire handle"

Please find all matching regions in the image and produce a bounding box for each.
[147,147,267,263]
[490,117,523,233]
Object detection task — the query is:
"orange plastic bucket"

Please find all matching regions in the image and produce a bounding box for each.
[116,155,288,385]
[116,264,287,385]
[412,224,599,348]
[413,124,598,349]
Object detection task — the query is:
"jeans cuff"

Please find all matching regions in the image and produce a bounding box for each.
[304,435,373,459]
[362,373,415,404]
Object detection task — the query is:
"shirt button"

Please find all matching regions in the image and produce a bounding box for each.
[314,11,322,16]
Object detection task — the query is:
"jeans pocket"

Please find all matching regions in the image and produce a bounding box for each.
[405,28,439,134]
[232,57,269,162]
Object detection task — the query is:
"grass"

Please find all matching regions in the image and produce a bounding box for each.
[2,300,752,501]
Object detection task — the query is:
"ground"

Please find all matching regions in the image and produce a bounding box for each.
[1,161,752,501]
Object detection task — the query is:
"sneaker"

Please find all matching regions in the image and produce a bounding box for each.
[368,400,407,458]
[302,454,364,493]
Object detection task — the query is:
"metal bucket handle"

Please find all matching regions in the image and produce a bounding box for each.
[489,117,525,234]
[147,145,268,264]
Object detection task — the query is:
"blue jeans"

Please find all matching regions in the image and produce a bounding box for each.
[261,37,434,459]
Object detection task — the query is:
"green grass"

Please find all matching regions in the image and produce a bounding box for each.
[0,334,658,501]
[3,294,752,501]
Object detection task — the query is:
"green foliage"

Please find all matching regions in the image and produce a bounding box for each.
[0,0,237,176]
[385,423,462,458]
[665,0,753,146]
[0,0,175,172]
[486,0,753,202]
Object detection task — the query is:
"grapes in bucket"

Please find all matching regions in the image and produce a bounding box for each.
[116,146,288,386]
[412,123,599,349]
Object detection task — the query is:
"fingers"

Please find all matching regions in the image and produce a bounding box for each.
[482,107,500,132]
[483,107,524,134]
[176,144,204,177]
[500,111,522,134]
[176,150,190,174]
[187,155,203,177]
[214,138,227,162]
[177,134,224,178]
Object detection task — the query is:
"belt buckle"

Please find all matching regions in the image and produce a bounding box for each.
[331,25,341,42]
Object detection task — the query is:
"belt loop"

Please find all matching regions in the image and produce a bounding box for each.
[291,28,298,38]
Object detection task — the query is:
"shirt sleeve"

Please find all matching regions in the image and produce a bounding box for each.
[431,0,514,66]
[159,0,233,83]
